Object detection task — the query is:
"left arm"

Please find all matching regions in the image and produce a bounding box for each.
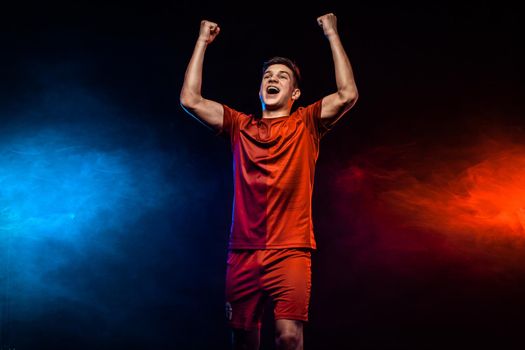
[317,13,358,126]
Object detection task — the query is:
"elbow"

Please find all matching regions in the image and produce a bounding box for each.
[179,89,200,110]
[179,94,192,110]
[340,88,358,112]
[179,90,189,109]
[350,89,359,108]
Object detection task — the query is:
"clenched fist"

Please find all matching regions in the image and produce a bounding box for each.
[317,13,338,38]
[199,20,221,44]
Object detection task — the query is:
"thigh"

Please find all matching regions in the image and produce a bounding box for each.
[261,249,312,322]
[225,250,267,330]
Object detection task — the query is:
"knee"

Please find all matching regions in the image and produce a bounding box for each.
[276,330,301,349]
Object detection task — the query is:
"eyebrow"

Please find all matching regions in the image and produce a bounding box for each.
[264,70,291,77]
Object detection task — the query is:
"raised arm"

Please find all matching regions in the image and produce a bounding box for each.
[317,13,358,126]
[179,20,224,132]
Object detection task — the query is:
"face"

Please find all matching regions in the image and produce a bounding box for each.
[259,64,300,111]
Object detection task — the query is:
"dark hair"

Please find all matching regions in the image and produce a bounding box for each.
[262,56,301,88]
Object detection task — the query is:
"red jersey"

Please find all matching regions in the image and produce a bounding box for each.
[219,100,330,249]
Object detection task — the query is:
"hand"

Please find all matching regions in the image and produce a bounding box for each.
[317,13,338,38]
[198,20,221,44]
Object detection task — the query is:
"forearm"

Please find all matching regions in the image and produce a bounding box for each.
[327,33,358,102]
[180,39,208,107]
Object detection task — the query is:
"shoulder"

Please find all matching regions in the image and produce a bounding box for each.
[223,104,252,120]
[291,99,330,139]
[292,99,323,119]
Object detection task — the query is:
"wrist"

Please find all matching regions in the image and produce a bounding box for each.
[323,28,339,38]
[196,36,209,45]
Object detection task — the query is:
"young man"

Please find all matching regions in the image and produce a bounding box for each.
[180,13,358,350]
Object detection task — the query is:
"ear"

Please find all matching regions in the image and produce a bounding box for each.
[291,88,301,101]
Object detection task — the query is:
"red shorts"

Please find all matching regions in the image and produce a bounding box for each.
[225,248,312,330]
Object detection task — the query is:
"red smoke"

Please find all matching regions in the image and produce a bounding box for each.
[331,136,525,277]
[383,143,525,236]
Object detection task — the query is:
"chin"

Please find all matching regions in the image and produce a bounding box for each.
[264,98,281,108]
[264,103,281,111]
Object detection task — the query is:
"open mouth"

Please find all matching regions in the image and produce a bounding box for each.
[266,86,280,95]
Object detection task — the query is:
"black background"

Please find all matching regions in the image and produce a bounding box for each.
[1,1,524,349]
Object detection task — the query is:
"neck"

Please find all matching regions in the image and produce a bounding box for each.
[262,106,292,119]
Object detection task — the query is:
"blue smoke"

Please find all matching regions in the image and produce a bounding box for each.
[1,123,174,292]
[0,70,233,348]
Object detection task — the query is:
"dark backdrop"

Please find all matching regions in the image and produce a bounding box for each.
[1,1,523,349]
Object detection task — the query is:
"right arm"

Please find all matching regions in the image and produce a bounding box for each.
[179,20,224,132]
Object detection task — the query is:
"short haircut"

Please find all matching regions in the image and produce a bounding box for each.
[262,57,301,88]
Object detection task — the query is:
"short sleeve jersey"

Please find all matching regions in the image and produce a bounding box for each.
[219,100,330,250]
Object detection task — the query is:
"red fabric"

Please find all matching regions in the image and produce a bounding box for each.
[219,100,330,249]
[225,249,312,330]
